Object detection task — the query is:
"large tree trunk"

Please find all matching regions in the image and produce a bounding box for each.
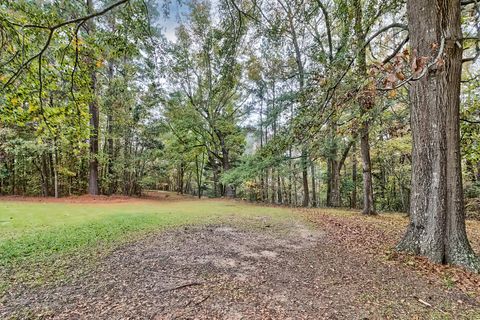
[397,0,479,271]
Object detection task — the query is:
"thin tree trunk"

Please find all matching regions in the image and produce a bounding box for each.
[277,170,282,204]
[293,164,298,206]
[330,159,341,207]
[360,125,375,214]
[310,161,317,207]
[106,61,115,195]
[42,152,50,196]
[330,140,355,207]
[86,0,99,196]
[351,142,357,208]
[354,0,375,215]
[326,158,332,206]
[285,3,309,207]
[476,161,480,182]
[53,139,59,198]
[301,150,309,207]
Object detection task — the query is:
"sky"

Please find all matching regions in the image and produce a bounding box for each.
[155,0,191,41]
[160,2,185,41]
[155,0,220,41]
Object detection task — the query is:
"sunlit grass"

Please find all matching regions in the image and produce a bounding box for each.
[0,198,296,288]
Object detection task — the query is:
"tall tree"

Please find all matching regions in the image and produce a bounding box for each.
[353,0,375,215]
[397,0,479,271]
[86,0,100,195]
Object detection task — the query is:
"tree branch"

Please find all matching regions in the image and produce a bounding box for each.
[460,118,480,124]
[378,37,446,91]
[16,0,129,30]
[383,36,409,64]
[2,0,130,90]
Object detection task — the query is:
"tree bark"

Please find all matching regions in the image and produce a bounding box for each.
[277,169,282,204]
[360,124,375,214]
[53,139,59,198]
[397,0,479,271]
[354,0,375,215]
[106,61,115,195]
[329,140,354,207]
[285,2,309,207]
[351,142,357,209]
[310,161,317,207]
[476,161,480,182]
[329,158,341,207]
[301,150,310,207]
[86,0,99,196]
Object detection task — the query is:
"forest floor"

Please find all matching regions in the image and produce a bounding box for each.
[1,195,480,319]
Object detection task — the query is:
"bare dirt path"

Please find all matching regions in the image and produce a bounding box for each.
[2,213,479,319]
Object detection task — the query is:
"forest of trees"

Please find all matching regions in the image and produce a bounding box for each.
[1,0,480,270]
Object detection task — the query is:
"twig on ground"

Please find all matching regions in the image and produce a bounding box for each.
[193,294,211,306]
[418,298,432,307]
[158,282,203,293]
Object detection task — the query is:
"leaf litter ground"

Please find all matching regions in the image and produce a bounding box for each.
[1,200,480,319]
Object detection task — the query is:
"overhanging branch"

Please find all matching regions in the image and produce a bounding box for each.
[2,0,130,90]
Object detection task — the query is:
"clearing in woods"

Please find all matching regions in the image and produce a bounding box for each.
[0,193,479,319]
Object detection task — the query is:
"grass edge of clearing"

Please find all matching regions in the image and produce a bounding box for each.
[0,200,301,296]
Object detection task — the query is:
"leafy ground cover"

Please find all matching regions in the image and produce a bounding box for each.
[1,195,479,319]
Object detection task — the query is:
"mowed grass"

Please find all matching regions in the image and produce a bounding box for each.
[0,199,295,266]
[0,198,296,292]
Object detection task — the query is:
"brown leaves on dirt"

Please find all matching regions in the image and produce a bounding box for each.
[0,191,190,204]
[299,208,480,302]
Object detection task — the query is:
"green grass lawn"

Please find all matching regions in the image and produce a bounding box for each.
[0,198,296,292]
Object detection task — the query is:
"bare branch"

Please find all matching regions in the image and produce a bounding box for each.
[460,118,480,124]
[314,0,333,62]
[383,36,409,64]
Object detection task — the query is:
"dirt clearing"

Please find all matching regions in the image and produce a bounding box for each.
[2,213,479,319]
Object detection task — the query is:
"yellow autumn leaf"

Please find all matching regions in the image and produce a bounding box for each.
[28,104,38,113]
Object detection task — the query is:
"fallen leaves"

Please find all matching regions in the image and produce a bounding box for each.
[299,208,480,301]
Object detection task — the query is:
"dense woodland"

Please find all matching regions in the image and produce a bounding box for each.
[1,0,480,270]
